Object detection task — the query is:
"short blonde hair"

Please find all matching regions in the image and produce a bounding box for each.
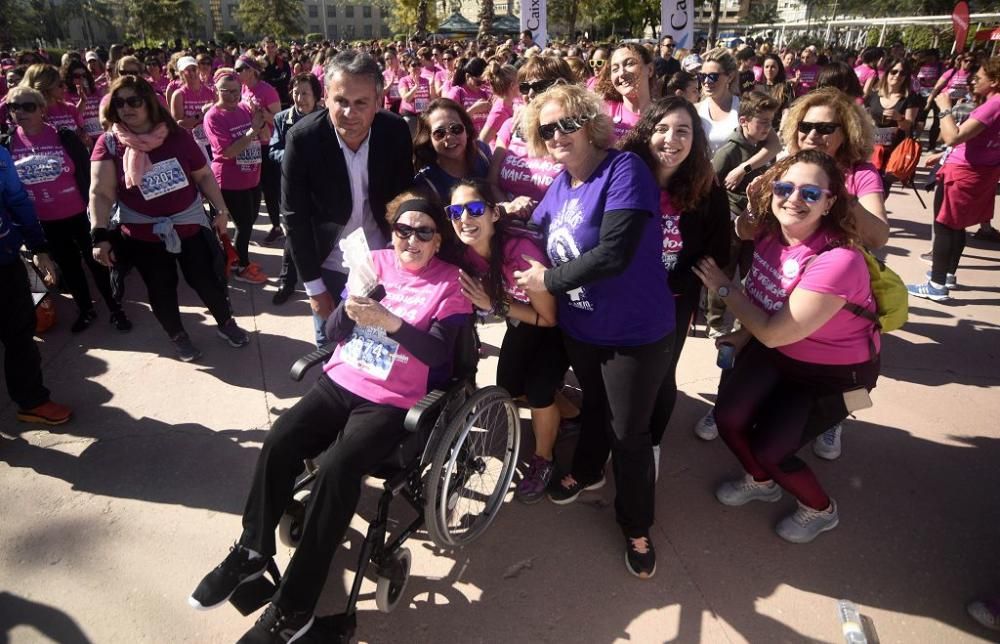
[702,47,738,76]
[781,87,874,168]
[6,85,46,109]
[521,83,613,158]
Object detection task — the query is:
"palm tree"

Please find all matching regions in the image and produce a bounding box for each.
[417,0,429,36]
[479,0,495,36]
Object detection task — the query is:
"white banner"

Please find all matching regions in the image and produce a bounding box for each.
[660,0,694,50]
[520,0,548,48]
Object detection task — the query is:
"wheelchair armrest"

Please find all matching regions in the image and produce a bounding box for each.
[403,389,448,433]
[289,344,336,382]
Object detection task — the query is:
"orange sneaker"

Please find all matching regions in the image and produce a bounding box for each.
[17,400,73,425]
[234,262,268,285]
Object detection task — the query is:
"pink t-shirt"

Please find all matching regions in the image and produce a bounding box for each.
[420,66,438,89]
[45,100,84,132]
[204,103,262,190]
[79,91,105,138]
[310,64,325,95]
[495,116,563,202]
[436,70,453,97]
[844,162,883,198]
[745,229,879,365]
[324,250,472,409]
[483,99,513,145]
[463,233,548,304]
[447,84,490,133]
[176,84,216,147]
[659,191,683,272]
[796,64,820,96]
[241,80,280,140]
[946,95,1000,167]
[383,68,403,104]
[90,127,208,241]
[945,69,971,97]
[398,75,431,114]
[605,99,641,141]
[854,64,878,90]
[149,75,169,97]
[10,124,87,220]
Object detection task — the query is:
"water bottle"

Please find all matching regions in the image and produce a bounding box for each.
[837,599,867,644]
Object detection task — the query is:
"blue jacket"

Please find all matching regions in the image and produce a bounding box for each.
[0,146,47,265]
[268,106,310,165]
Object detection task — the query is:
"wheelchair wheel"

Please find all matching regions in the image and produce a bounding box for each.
[278,489,311,548]
[424,386,519,549]
[374,547,411,614]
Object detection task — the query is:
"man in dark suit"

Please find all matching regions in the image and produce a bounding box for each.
[280,50,414,346]
[654,35,681,80]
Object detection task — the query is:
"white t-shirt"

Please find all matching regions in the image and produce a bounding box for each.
[697,96,741,155]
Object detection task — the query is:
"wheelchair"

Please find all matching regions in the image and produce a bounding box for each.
[228,320,520,640]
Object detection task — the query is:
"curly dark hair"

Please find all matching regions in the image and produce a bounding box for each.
[595,43,653,102]
[746,149,860,247]
[448,178,507,308]
[620,97,714,213]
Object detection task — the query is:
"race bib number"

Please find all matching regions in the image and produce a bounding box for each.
[237,139,262,170]
[414,97,428,112]
[389,83,400,99]
[873,127,896,146]
[192,123,209,145]
[340,325,400,380]
[138,158,190,201]
[83,117,103,136]
[14,153,64,185]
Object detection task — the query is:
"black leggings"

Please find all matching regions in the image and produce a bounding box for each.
[650,287,700,446]
[714,340,879,509]
[931,221,965,283]
[41,213,120,315]
[122,230,232,338]
[496,321,569,408]
[221,186,262,267]
[239,376,409,614]
[563,332,674,537]
[0,260,48,408]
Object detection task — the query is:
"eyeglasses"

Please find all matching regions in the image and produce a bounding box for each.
[431,123,465,140]
[697,72,721,84]
[662,43,675,49]
[519,79,556,95]
[538,116,589,141]
[771,181,832,204]
[8,102,38,113]
[797,121,840,135]
[888,69,902,75]
[393,222,437,242]
[111,95,145,109]
[120,69,142,75]
[589,59,605,68]
[446,200,488,220]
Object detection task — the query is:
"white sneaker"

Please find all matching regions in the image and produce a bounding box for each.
[715,473,782,506]
[694,409,718,441]
[775,499,839,543]
[653,445,660,482]
[813,423,843,460]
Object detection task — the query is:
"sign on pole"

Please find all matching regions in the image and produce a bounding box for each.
[952,1,970,53]
[661,0,694,49]
[520,0,547,48]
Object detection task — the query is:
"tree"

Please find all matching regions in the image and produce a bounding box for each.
[478,0,495,36]
[235,0,303,39]
[61,0,118,44]
[747,2,779,25]
[0,0,37,46]
[707,0,720,47]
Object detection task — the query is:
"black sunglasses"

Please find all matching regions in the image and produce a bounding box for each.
[697,72,721,84]
[431,123,465,140]
[393,222,437,242]
[662,42,675,48]
[8,102,38,113]
[538,116,588,141]
[519,79,556,95]
[797,121,840,136]
[446,200,488,220]
[112,95,146,109]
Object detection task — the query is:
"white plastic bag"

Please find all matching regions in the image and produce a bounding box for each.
[339,229,379,297]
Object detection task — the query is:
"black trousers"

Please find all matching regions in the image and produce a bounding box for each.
[931,219,965,282]
[650,288,700,446]
[563,332,674,537]
[41,213,120,315]
[239,376,409,613]
[222,186,262,267]
[277,234,298,288]
[496,321,569,408]
[122,231,232,338]
[0,260,49,409]
[260,145,281,229]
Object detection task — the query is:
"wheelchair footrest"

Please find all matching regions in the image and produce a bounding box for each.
[229,558,280,616]
[307,612,357,643]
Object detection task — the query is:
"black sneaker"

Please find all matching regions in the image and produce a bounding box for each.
[110,309,133,332]
[217,318,250,347]
[547,472,605,505]
[171,332,202,362]
[625,535,656,579]
[272,284,295,305]
[237,602,314,644]
[71,308,98,333]
[189,543,268,610]
[262,227,284,246]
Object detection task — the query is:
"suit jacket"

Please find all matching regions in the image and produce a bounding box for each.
[281,109,414,284]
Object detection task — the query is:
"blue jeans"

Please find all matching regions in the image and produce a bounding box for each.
[312,269,348,347]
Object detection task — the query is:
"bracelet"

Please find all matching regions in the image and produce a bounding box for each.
[91,227,111,245]
[938,108,953,119]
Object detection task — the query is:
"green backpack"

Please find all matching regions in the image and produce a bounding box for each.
[843,247,908,334]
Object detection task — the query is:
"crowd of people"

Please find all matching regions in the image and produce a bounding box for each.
[0,30,997,642]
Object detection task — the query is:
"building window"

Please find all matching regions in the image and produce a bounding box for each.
[310,23,320,32]
[345,5,354,17]
[308,5,318,17]
[364,25,373,37]
[330,25,338,39]
[363,5,372,18]
[327,5,336,16]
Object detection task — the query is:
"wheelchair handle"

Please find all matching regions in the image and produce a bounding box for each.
[289,344,336,381]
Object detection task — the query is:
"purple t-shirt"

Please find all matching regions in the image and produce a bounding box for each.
[495,116,563,201]
[531,149,674,345]
[463,232,549,304]
[204,103,262,190]
[10,124,87,220]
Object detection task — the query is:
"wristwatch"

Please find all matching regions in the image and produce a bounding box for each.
[938,108,953,119]
[742,163,752,174]
[717,285,731,298]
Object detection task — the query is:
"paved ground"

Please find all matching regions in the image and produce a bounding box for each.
[2,165,999,644]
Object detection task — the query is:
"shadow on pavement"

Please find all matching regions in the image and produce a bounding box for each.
[0,591,92,643]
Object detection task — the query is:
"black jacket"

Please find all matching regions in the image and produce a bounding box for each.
[668,182,731,298]
[280,109,414,284]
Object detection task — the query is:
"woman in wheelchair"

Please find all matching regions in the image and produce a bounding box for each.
[189,190,472,643]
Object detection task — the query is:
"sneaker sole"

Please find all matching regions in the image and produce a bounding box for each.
[694,427,719,441]
[812,446,842,461]
[908,289,950,302]
[175,349,203,363]
[216,329,250,348]
[187,567,266,611]
[776,515,839,544]
[548,476,605,505]
[715,487,782,507]
[233,276,269,285]
[625,553,656,579]
[15,411,71,425]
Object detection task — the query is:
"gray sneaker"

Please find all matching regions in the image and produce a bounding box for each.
[694,410,719,441]
[813,423,843,460]
[515,454,554,504]
[216,319,250,348]
[775,499,839,543]
[715,473,782,506]
[171,332,202,362]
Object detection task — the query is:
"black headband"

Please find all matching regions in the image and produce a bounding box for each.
[393,198,437,222]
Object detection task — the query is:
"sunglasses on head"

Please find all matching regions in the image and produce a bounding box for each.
[111,95,145,109]
[797,121,840,135]
[8,102,38,113]
[431,123,465,140]
[446,200,488,220]
[697,72,721,84]
[771,181,832,204]
[538,116,589,141]
[519,78,556,95]
[393,222,437,242]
